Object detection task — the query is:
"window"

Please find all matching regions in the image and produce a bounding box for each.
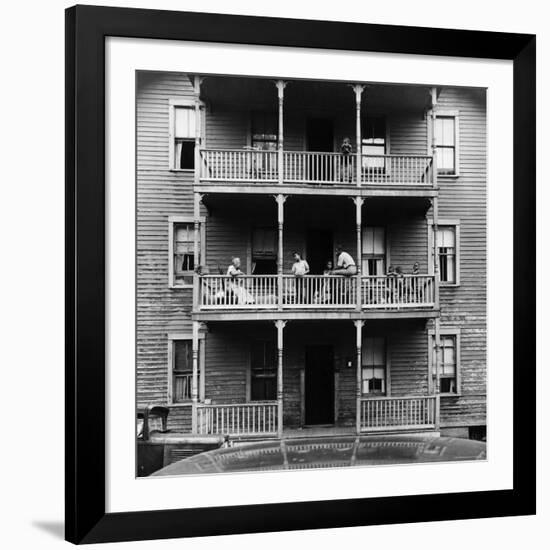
[172,340,199,403]
[437,226,457,284]
[173,105,196,169]
[362,116,386,170]
[251,112,278,151]
[250,341,277,401]
[361,336,386,394]
[429,220,460,285]
[434,115,457,175]
[173,223,195,285]
[252,227,277,274]
[362,227,386,276]
[169,216,205,288]
[431,334,458,394]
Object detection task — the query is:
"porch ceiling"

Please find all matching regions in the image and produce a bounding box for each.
[200,74,431,113]
[200,192,433,218]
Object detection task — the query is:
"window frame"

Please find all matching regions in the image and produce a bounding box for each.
[168,215,206,289]
[427,109,460,177]
[249,110,278,151]
[247,340,278,402]
[427,218,461,287]
[168,98,205,172]
[167,332,205,405]
[427,328,461,396]
[360,335,391,397]
[361,226,387,276]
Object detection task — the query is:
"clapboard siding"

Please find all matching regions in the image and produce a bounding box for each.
[136,72,199,409]
[136,72,486,433]
[432,87,487,427]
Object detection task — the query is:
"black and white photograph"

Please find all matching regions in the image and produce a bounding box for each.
[136,72,488,477]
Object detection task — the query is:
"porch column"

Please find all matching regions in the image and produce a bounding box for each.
[353,196,364,310]
[351,84,365,186]
[275,320,287,438]
[274,194,287,310]
[191,320,200,433]
[354,320,365,435]
[275,80,286,185]
[193,192,202,310]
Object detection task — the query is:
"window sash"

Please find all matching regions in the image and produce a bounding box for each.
[431,335,457,393]
[173,223,196,282]
[361,336,386,394]
[172,340,199,403]
[174,106,196,139]
[434,116,456,173]
[436,226,457,283]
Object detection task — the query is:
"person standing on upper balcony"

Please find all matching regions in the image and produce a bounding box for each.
[340,137,354,183]
[291,252,310,304]
[332,245,357,276]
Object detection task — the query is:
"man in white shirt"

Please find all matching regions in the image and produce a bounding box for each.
[291,252,310,303]
[332,245,358,276]
[291,252,310,277]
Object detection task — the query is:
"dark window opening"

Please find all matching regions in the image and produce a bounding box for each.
[251,112,278,151]
[251,341,277,401]
[176,140,194,169]
[173,340,199,403]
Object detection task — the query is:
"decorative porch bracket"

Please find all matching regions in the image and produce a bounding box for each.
[351,196,364,311]
[275,80,287,185]
[274,194,288,310]
[351,84,366,187]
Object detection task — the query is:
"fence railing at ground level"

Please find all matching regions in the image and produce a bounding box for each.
[196,402,279,436]
[359,395,438,432]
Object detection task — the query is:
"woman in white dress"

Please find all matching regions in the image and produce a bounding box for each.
[226,257,255,305]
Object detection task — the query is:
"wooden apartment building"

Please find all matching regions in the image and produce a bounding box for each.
[136,72,486,442]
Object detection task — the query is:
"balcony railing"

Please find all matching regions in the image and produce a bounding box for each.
[198,274,435,311]
[200,149,278,182]
[196,401,279,436]
[359,395,438,432]
[362,275,435,309]
[199,149,434,186]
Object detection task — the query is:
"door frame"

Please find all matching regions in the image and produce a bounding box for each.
[303,344,335,426]
[305,116,336,153]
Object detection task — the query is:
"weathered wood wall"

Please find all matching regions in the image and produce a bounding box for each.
[433,87,487,427]
[136,72,486,433]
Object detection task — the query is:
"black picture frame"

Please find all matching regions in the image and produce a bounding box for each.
[65,5,536,544]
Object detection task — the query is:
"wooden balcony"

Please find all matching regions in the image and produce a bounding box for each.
[199,149,435,193]
[359,395,439,433]
[197,274,436,316]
